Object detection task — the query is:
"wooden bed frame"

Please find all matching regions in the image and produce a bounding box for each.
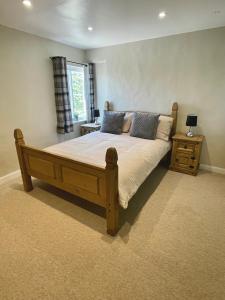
[14,102,178,236]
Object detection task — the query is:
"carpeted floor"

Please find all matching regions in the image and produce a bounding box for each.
[0,166,225,300]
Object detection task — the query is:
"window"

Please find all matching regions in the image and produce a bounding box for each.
[67,64,87,122]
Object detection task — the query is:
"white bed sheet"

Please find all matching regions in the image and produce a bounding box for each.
[45,132,171,209]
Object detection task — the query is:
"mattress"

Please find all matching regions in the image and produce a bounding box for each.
[45,132,171,209]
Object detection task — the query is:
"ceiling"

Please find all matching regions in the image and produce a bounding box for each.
[0,0,225,49]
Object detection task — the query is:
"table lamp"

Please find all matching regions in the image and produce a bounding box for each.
[94,109,100,125]
[186,114,197,137]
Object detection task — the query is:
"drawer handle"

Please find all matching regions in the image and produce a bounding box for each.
[191,156,195,160]
[184,145,187,149]
[189,166,194,169]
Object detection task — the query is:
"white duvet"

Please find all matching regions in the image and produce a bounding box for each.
[45,132,171,209]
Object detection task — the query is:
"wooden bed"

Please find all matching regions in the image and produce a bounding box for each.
[14,102,178,236]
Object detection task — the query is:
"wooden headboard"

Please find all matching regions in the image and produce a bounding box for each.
[104,101,178,137]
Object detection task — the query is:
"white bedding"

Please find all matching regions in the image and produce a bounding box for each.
[45,132,171,209]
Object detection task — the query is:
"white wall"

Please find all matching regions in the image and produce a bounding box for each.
[86,27,225,169]
[1,25,224,176]
[0,25,85,176]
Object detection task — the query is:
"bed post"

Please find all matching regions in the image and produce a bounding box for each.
[104,100,110,111]
[171,102,178,136]
[14,129,33,192]
[105,147,119,236]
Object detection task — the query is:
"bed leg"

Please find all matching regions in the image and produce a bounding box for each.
[14,129,33,192]
[105,148,119,236]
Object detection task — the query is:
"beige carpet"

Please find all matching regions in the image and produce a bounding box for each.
[0,166,225,300]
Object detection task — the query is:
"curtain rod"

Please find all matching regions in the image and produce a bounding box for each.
[67,60,88,67]
[50,57,88,67]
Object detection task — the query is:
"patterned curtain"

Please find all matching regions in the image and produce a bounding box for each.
[51,56,74,134]
[88,63,95,122]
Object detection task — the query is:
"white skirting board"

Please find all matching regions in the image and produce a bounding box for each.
[0,170,20,185]
[200,164,225,175]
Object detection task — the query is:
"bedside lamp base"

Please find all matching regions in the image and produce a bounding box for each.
[95,117,99,125]
[186,126,194,137]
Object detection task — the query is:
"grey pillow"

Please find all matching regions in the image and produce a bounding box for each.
[130,112,160,140]
[101,111,125,134]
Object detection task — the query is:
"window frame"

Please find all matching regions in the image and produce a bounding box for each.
[67,63,87,123]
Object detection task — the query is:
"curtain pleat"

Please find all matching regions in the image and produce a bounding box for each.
[51,56,74,134]
[88,63,95,122]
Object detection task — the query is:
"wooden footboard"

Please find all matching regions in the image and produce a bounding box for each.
[14,129,119,236]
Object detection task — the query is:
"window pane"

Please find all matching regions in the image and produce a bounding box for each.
[67,65,86,122]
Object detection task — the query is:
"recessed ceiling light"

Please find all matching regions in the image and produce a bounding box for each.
[88,27,93,31]
[22,0,32,7]
[158,11,166,19]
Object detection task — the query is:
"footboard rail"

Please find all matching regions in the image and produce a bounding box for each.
[14,129,119,235]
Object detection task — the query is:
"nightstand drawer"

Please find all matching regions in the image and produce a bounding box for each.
[173,163,197,174]
[175,152,191,165]
[176,141,195,153]
[174,152,198,169]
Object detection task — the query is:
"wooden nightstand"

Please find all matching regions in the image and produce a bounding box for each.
[80,123,101,136]
[170,133,204,176]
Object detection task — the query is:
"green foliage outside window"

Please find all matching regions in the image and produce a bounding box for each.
[71,70,86,121]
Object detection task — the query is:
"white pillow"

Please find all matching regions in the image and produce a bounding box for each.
[156,115,173,141]
[122,112,134,133]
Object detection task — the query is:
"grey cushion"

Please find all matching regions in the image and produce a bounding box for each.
[130,112,160,139]
[101,111,125,134]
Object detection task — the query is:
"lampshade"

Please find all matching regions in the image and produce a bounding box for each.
[94,109,100,118]
[186,115,197,127]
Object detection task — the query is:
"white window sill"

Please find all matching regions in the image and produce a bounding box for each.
[72,120,87,125]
